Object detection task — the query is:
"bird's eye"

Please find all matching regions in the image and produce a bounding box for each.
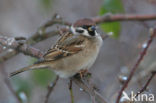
[76,29,84,33]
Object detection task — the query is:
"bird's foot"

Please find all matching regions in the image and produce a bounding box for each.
[74,69,91,81]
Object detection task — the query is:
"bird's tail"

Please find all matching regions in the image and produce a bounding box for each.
[10,62,50,77]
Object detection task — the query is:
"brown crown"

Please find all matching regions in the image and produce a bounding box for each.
[73,18,96,27]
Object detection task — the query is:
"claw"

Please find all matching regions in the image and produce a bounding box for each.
[78,69,91,80]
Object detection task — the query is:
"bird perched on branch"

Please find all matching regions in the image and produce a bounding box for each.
[10,18,103,78]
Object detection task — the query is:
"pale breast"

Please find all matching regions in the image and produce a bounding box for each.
[51,36,103,78]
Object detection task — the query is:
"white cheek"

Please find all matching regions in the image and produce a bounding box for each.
[83,30,90,36]
[95,31,99,36]
[70,26,77,35]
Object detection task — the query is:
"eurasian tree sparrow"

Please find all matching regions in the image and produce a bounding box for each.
[10,18,103,78]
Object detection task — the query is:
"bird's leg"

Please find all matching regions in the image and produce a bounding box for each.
[78,70,99,91]
[73,69,92,92]
[68,79,74,103]
[78,69,92,80]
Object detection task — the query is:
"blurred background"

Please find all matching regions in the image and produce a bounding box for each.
[0,0,156,103]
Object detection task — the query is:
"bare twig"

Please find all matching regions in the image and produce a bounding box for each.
[72,77,107,103]
[1,13,156,63]
[40,13,71,28]
[1,13,156,103]
[0,14,69,63]
[0,64,21,103]
[39,14,156,27]
[135,71,156,97]
[0,36,43,59]
[45,76,59,103]
[0,36,106,103]
[0,50,17,62]
[0,34,108,103]
[0,30,63,63]
[116,28,156,103]
[131,61,156,84]
[93,14,156,24]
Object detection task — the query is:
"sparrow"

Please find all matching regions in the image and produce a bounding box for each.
[10,18,103,78]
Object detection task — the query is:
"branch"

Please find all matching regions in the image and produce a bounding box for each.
[135,71,156,97]
[116,28,156,103]
[40,13,71,28]
[0,30,63,62]
[0,29,106,63]
[0,36,43,59]
[0,35,107,103]
[72,77,107,103]
[1,13,156,63]
[92,14,156,24]
[0,14,69,63]
[44,76,59,103]
[1,13,156,103]
[36,14,156,27]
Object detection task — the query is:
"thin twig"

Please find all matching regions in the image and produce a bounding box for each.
[93,14,156,24]
[0,64,21,103]
[44,76,59,103]
[116,28,156,103]
[1,13,156,63]
[0,30,63,63]
[1,14,156,48]
[0,14,69,63]
[37,14,156,27]
[0,35,107,103]
[72,77,107,103]
[37,13,71,29]
[0,34,109,103]
[1,13,156,103]
[135,71,156,97]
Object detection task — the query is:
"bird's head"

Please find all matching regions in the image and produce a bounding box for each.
[71,18,98,37]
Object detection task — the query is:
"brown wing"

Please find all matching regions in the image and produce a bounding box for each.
[43,32,85,61]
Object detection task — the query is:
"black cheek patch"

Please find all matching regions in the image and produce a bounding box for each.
[88,31,95,36]
[76,29,84,33]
